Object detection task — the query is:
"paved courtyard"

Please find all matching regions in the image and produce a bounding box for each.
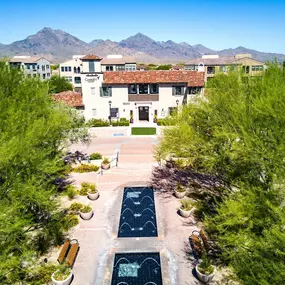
[67,134,202,285]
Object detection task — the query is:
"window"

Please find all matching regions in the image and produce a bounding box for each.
[32,64,37,71]
[125,64,136,71]
[100,86,112,97]
[43,74,46,79]
[128,84,137,94]
[42,65,45,71]
[68,66,71,72]
[106,65,114,71]
[110,108,119,118]
[90,87,96,96]
[92,109,97,117]
[172,85,184,95]
[185,65,197,71]
[46,65,49,70]
[74,77,81,84]
[116,65,125,71]
[64,66,68,72]
[139,84,148,94]
[89,61,95,72]
[27,64,30,70]
[37,65,40,70]
[207,66,215,74]
[150,84,159,94]
[243,66,250,74]
[252,66,256,71]
[61,66,64,72]
[47,73,50,77]
[188,87,202,95]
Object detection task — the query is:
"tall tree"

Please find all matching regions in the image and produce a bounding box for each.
[48,75,73,94]
[156,65,285,284]
[0,63,87,283]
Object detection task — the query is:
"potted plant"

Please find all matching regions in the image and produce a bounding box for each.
[101,157,110,170]
[174,182,186,198]
[87,183,99,200]
[179,198,194,218]
[196,252,216,283]
[51,265,73,285]
[130,114,134,124]
[79,205,93,220]
[153,114,158,123]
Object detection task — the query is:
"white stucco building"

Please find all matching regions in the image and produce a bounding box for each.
[9,56,51,80]
[80,54,205,123]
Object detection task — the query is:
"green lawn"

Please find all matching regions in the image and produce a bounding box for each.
[131,127,157,135]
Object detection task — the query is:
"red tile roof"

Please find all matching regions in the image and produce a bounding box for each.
[81,54,102,60]
[103,70,204,86]
[52,91,84,107]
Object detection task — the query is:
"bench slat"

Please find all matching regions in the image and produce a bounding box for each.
[57,239,70,264]
[66,243,79,267]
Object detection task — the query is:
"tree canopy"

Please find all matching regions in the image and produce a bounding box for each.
[0,63,87,283]
[156,65,285,284]
[48,75,73,94]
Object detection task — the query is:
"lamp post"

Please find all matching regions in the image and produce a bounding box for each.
[108,100,112,126]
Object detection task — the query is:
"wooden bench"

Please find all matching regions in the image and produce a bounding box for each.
[189,229,210,260]
[57,239,79,267]
[57,239,70,264]
[66,241,79,267]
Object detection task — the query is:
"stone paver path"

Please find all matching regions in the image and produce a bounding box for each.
[68,136,202,285]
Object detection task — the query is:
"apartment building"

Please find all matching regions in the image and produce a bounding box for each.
[59,54,137,92]
[59,55,84,92]
[185,54,266,81]
[80,54,204,122]
[9,56,51,80]
[101,55,136,72]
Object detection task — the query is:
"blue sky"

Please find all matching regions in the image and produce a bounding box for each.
[1,0,285,53]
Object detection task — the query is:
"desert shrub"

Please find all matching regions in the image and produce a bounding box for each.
[89,152,102,160]
[80,205,92,213]
[69,202,84,213]
[157,118,175,126]
[180,199,193,211]
[66,185,78,199]
[72,164,99,173]
[26,264,58,285]
[80,182,97,195]
[61,214,79,230]
[86,119,110,127]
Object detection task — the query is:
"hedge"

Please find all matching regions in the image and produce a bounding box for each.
[131,127,156,135]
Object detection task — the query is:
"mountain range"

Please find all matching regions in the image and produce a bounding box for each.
[0,27,284,64]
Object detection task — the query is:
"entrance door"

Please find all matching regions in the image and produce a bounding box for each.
[139,106,149,121]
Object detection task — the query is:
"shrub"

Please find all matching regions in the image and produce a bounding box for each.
[26,264,58,285]
[72,164,99,173]
[176,182,185,193]
[112,118,130,126]
[53,265,71,281]
[62,214,79,230]
[80,182,97,195]
[102,157,110,165]
[89,152,102,160]
[69,202,84,213]
[86,119,110,127]
[180,199,193,211]
[66,185,78,199]
[80,205,92,213]
[198,252,214,275]
[157,118,175,126]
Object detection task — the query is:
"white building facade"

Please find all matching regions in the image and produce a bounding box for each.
[9,56,51,80]
[80,55,204,123]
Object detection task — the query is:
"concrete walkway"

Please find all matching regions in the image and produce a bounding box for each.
[68,136,202,285]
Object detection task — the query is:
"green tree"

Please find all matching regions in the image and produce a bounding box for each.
[51,64,59,70]
[48,75,73,94]
[156,65,285,284]
[156,64,172,70]
[0,62,87,283]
